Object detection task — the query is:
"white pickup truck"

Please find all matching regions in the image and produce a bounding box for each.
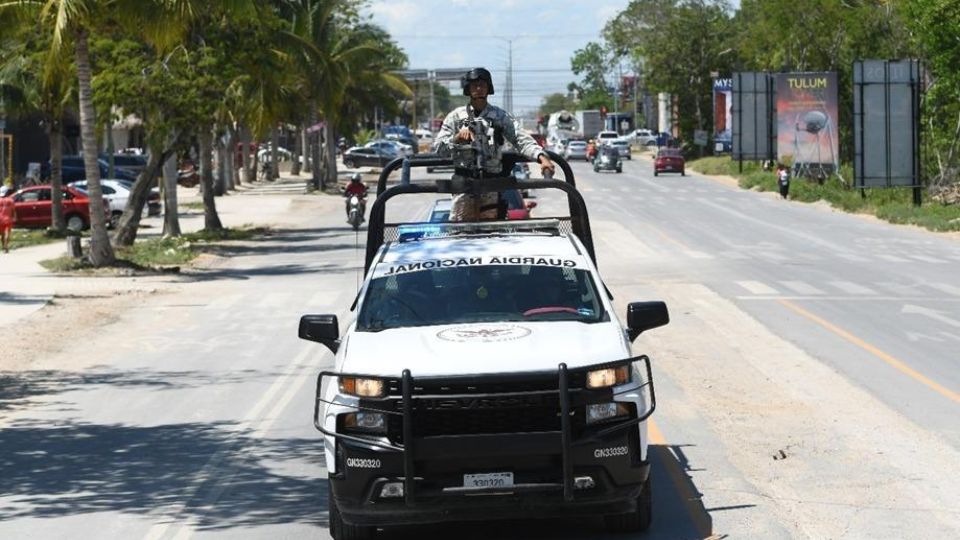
[300,153,669,539]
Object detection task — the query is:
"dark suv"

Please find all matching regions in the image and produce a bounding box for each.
[45,156,139,184]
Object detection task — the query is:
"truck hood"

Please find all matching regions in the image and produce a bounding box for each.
[340,321,628,377]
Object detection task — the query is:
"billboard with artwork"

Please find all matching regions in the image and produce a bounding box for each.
[775,72,839,178]
[713,78,732,153]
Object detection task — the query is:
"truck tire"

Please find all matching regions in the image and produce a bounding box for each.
[329,492,375,540]
[604,477,652,533]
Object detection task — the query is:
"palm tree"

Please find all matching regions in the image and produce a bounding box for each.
[0,0,253,265]
[284,1,410,189]
[0,18,74,233]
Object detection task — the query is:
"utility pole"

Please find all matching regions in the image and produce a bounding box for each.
[429,71,436,132]
[506,40,514,115]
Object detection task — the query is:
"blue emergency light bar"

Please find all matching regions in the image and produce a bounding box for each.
[397,219,562,242]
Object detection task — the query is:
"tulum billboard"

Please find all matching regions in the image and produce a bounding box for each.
[713,78,733,153]
[775,72,839,179]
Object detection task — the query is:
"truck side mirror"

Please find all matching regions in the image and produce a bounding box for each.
[626,301,669,342]
[298,314,340,353]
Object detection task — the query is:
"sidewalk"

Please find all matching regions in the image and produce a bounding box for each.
[0,169,345,331]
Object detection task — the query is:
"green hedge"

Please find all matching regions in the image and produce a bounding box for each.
[688,157,960,232]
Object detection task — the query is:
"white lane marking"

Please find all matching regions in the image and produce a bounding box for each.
[829,281,877,295]
[142,345,318,540]
[835,252,869,262]
[902,304,960,328]
[909,254,947,264]
[782,281,825,295]
[928,283,960,297]
[877,254,908,262]
[737,280,779,295]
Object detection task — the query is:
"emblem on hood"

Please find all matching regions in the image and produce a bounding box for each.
[437,324,532,343]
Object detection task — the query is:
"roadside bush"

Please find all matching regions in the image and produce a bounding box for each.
[688,156,960,232]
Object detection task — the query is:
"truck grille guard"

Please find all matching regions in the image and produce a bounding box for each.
[313,355,655,504]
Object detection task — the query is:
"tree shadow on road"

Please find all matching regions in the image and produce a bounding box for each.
[0,419,327,530]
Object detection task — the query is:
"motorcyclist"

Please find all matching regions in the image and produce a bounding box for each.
[344,173,368,221]
[434,67,556,221]
[587,139,598,162]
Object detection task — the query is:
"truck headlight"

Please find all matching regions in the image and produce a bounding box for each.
[586,402,630,424]
[340,376,385,398]
[586,366,630,389]
[343,412,387,433]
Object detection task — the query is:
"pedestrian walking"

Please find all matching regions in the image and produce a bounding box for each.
[0,185,15,252]
[777,164,790,200]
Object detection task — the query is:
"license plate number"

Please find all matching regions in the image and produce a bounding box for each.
[463,472,513,489]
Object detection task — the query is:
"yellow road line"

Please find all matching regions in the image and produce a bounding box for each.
[649,419,713,538]
[778,299,960,404]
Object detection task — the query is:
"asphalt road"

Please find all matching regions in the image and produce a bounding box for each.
[1,155,958,539]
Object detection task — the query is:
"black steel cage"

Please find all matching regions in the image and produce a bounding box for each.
[364,151,597,275]
[313,356,655,505]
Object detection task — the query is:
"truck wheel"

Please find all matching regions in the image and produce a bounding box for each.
[604,477,652,533]
[329,492,375,540]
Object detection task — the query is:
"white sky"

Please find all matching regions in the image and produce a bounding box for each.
[366,0,633,116]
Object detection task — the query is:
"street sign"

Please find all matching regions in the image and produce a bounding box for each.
[694,130,708,146]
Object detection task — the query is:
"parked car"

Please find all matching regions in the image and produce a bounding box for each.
[100,153,148,176]
[10,185,107,231]
[365,139,412,157]
[46,156,139,184]
[564,140,588,161]
[257,145,293,163]
[69,179,161,226]
[385,133,419,155]
[608,139,632,160]
[342,146,397,169]
[627,129,657,146]
[504,188,537,220]
[654,148,685,176]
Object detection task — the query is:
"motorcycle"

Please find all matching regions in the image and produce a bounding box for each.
[347,195,364,231]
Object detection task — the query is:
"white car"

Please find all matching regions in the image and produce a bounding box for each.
[257,145,293,163]
[627,129,657,146]
[301,206,669,537]
[365,139,413,157]
[596,130,619,145]
[564,140,588,161]
[608,139,633,160]
[68,179,160,226]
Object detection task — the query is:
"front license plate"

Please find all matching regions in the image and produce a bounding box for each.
[463,472,514,489]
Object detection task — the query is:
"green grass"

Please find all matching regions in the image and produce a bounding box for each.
[180,202,204,211]
[8,228,79,251]
[39,225,269,272]
[688,157,960,232]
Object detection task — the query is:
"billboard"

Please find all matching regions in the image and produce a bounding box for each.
[853,59,922,188]
[732,72,775,161]
[775,72,839,178]
[713,78,732,152]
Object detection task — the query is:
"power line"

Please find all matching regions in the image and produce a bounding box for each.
[392,34,598,39]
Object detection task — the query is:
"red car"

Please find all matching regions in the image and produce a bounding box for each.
[10,185,106,231]
[654,148,685,176]
[504,189,537,220]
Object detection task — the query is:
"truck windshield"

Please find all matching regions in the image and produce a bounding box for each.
[357,265,606,331]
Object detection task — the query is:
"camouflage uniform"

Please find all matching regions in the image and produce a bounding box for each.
[434,104,546,221]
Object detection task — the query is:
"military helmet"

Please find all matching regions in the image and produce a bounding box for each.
[461,67,495,96]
